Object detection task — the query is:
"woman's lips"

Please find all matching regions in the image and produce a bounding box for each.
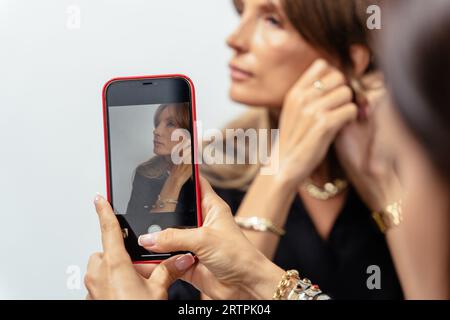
[229,64,254,81]
[154,140,164,147]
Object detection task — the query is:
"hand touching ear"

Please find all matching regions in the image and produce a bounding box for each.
[335,72,402,213]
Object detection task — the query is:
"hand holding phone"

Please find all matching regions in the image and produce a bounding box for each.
[84,193,196,299]
[102,74,202,263]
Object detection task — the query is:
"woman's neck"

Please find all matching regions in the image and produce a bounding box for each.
[268,108,281,129]
[164,156,174,168]
[309,160,333,185]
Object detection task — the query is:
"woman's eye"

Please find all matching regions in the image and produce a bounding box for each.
[264,15,281,27]
[166,121,176,128]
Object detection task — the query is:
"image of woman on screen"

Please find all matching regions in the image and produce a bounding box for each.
[126,103,194,215]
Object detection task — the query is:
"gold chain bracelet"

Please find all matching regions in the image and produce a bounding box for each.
[273,269,331,300]
[272,270,300,300]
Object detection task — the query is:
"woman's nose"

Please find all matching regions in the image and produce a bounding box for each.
[226,15,252,53]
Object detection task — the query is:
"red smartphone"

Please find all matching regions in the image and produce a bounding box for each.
[102,74,202,263]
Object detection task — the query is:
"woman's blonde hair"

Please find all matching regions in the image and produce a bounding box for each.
[200,108,275,191]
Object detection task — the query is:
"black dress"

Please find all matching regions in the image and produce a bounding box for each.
[124,172,197,234]
[168,185,404,300]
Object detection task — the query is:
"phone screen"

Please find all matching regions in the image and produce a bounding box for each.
[103,76,200,262]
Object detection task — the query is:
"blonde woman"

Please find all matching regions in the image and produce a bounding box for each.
[126,103,193,216]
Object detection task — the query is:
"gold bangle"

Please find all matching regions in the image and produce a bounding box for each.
[372,200,403,233]
[235,216,286,236]
[151,195,179,209]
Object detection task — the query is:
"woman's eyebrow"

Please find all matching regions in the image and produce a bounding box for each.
[260,0,280,14]
[233,0,282,16]
[233,0,243,11]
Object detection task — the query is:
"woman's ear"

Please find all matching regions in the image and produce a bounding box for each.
[350,44,371,76]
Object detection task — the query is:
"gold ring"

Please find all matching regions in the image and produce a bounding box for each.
[313,80,325,91]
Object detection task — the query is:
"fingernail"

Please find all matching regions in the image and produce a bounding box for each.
[313,58,328,70]
[138,232,159,247]
[175,253,195,271]
[94,192,104,204]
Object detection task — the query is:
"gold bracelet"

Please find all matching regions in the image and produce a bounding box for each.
[151,195,179,209]
[272,270,299,300]
[235,216,286,236]
[273,270,331,300]
[372,200,403,233]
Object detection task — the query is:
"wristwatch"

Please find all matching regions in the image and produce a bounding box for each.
[372,200,403,233]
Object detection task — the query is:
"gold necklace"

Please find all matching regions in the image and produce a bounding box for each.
[303,178,348,200]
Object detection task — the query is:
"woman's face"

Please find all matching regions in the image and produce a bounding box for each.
[153,106,181,157]
[227,0,322,108]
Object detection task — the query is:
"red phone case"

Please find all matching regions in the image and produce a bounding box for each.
[102,74,203,264]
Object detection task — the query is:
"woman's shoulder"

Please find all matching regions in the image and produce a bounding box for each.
[133,168,166,186]
[223,108,270,130]
[135,157,169,179]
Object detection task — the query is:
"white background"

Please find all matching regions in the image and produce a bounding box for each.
[109,105,158,216]
[0,0,245,299]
